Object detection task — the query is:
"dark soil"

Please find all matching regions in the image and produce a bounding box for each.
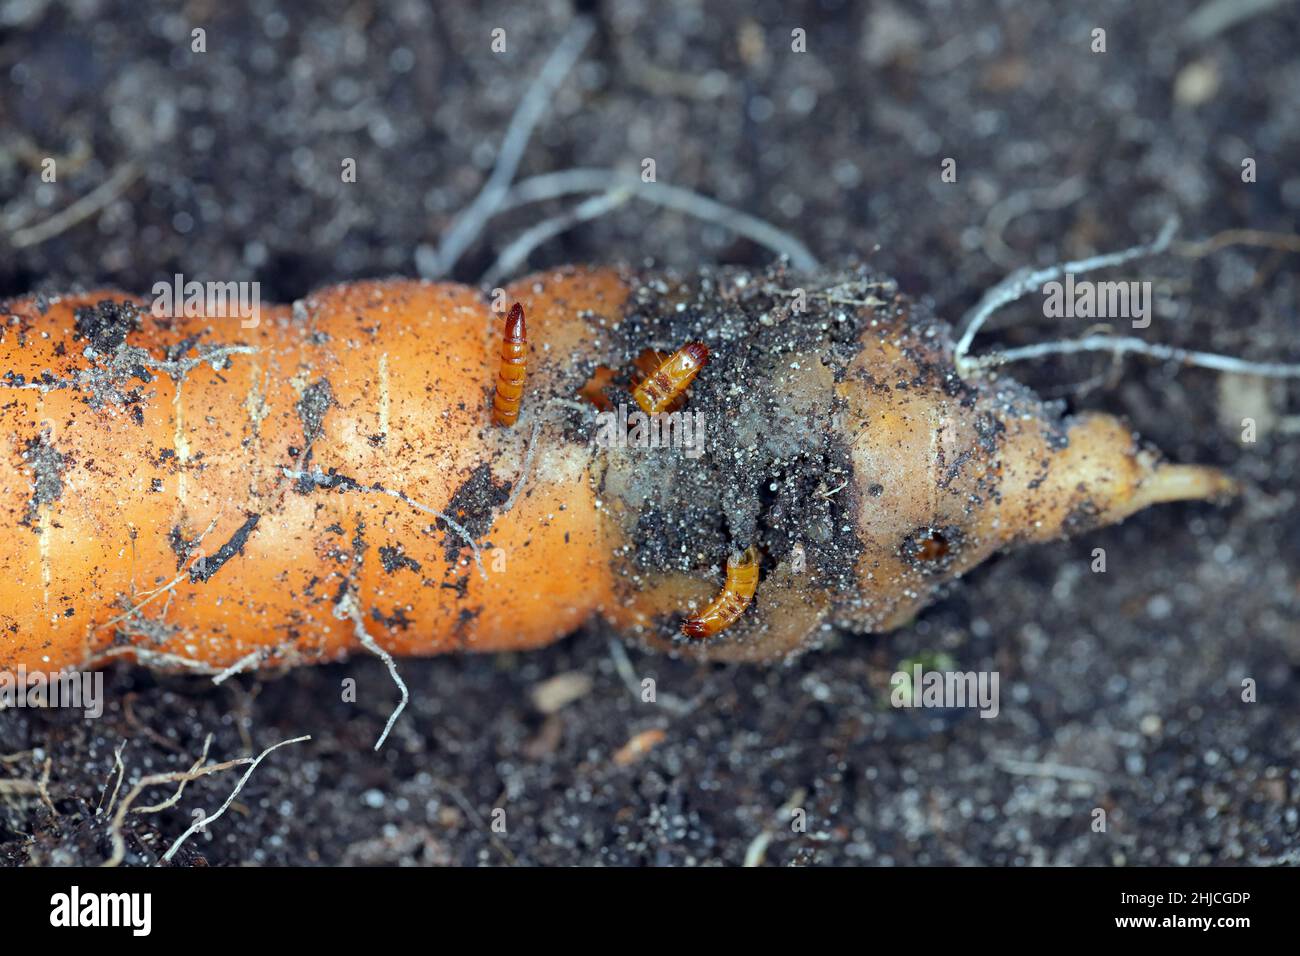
[1,0,1297,866]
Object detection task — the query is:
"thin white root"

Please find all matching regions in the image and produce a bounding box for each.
[1181,0,1291,43]
[211,650,263,686]
[501,420,542,515]
[416,15,817,277]
[418,18,596,278]
[1,758,58,815]
[605,638,695,717]
[742,787,808,868]
[501,168,820,271]
[334,592,409,752]
[982,176,1088,268]
[99,741,127,816]
[2,346,258,393]
[954,217,1179,367]
[159,734,310,864]
[34,758,55,815]
[99,515,220,632]
[482,188,633,284]
[996,756,1109,786]
[8,161,141,249]
[964,334,1300,379]
[375,486,487,579]
[87,645,225,674]
[136,735,214,814]
[104,733,230,866]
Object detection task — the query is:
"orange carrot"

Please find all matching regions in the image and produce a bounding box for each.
[0,266,1235,674]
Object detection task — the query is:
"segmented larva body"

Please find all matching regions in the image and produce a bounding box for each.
[632,349,686,413]
[631,342,709,415]
[491,302,527,427]
[681,546,761,639]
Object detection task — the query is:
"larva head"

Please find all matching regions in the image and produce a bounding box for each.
[503,302,526,342]
[677,341,710,373]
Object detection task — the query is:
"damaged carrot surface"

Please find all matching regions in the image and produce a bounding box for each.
[0,265,1236,675]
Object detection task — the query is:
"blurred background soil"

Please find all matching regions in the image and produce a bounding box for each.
[1,0,1297,865]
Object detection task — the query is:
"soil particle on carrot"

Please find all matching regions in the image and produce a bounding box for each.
[73,299,139,354]
[167,524,199,568]
[189,512,262,583]
[295,378,334,446]
[292,377,335,491]
[378,545,422,575]
[18,430,66,531]
[439,462,510,564]
[370,605,413,631]
[899,525,962,574]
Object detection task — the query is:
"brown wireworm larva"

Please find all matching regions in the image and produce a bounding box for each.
[631,341,710,415]
[492,301,528,427]
[681,545,762,639]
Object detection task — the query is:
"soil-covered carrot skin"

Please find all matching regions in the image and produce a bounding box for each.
[0,265,1235,673]
[0,270,629,674]
[571,266,1235,661]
